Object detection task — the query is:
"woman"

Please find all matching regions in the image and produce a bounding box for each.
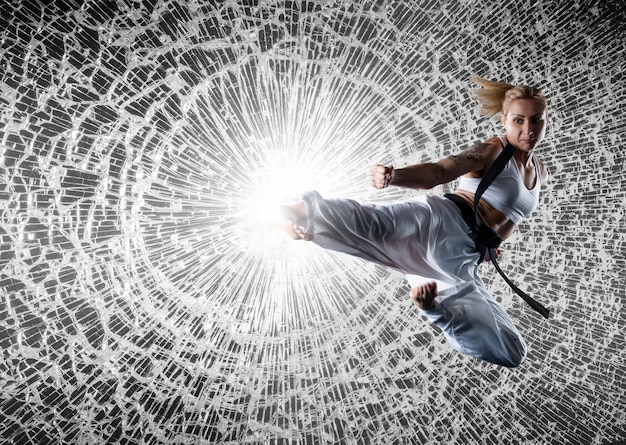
[283,78,549,367]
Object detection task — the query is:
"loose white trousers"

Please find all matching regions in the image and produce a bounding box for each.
[301,191,527,367]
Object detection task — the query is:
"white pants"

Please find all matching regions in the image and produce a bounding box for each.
[301,191,527,367]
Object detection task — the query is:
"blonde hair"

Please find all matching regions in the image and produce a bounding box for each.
[473,77,547,116]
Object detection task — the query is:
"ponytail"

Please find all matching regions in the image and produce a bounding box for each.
[473,77,547,116]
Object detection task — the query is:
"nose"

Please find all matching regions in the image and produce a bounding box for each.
[524,122,534,137]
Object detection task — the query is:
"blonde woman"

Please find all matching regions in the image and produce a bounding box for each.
[283,78,549,367]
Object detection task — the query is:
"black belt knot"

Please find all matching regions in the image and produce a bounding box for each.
[444,193,501,263]
[443,189,550,319]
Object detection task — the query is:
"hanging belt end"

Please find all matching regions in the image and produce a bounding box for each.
[528,299,551,320]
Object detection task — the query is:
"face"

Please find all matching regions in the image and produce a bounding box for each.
[502,98,548,151]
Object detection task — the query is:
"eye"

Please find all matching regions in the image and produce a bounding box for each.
[532,117,544,124]
[513,118,523,124]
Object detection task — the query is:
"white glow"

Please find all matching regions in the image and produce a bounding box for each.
[0,2,624,445]
[242,155,319,224]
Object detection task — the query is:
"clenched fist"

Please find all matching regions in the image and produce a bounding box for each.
[370,164,395,189]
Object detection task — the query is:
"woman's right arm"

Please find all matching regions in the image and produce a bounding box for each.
[371,139,501,190]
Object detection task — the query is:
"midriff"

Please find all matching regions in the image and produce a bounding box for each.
[452,189,518,240]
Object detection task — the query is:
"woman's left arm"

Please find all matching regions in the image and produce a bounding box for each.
[539,161,549,187]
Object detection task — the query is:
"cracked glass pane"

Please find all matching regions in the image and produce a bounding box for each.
[0,1,624,444]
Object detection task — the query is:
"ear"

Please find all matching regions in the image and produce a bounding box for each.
[501,111,508,128]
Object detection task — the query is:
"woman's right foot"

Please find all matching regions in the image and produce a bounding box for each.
[281,204,313,241]
[284,221,314,241]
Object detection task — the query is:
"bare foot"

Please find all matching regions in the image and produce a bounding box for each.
[284,220,314,241]
[410,281,438,310]
[281,204,314,241]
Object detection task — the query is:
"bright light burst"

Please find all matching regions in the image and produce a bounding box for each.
[116,51,403,336]
[0,1,625,444]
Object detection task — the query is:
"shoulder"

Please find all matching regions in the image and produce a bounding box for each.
[455,137,504,178]
[453,138,502,162]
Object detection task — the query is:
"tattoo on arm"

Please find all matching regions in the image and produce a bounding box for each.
[449,142,488,166]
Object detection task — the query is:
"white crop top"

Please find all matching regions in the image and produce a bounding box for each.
[457,144,542,225]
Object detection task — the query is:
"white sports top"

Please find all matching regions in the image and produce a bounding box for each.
[457,139,541,225]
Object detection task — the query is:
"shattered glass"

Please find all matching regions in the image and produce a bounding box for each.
[0,1,625,444]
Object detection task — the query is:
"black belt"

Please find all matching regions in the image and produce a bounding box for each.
[444,193,502,261]
[443,142,550,319]
[445,193,550,318]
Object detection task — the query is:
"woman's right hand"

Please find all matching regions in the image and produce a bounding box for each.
[370,164,395,189]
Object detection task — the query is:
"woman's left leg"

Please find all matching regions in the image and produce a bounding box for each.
[417,281,528,367]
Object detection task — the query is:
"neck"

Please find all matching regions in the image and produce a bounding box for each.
[514,148,534,166]
[502,135,533,165]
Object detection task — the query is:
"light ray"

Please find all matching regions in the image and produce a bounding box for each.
[0,1,625,444]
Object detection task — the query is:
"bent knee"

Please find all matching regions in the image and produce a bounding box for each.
[499,341,528,368]
[462,330,528,367]
[504,351,526,368]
